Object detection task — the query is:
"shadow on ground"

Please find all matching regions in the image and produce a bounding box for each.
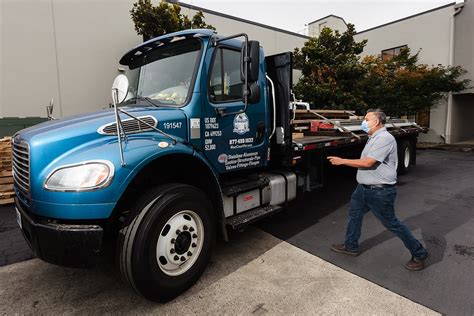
[258,150,474,315]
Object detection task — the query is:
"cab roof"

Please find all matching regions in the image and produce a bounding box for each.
[119,29,216,69]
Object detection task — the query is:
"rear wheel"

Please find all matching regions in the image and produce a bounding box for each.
[118,184,215,302]
[397,140,413,175]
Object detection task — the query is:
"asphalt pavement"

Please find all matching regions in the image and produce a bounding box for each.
[259,149,474,315]
[0,205,34,266]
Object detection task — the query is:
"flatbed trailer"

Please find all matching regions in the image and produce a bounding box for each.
[291,109,424,151]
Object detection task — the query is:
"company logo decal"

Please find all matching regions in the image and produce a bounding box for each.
[218,154,228,164]
[233,113,250,135]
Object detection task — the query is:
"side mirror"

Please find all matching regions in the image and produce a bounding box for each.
[111,74,129,105]
[241,40,260,83]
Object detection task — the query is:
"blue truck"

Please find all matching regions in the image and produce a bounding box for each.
[13,29,424,302]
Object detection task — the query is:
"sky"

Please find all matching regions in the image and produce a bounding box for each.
[179,0,457,35]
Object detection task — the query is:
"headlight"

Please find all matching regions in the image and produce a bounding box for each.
[44,160,114,192]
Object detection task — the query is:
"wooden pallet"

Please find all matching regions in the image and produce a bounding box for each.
[0,137,14,205]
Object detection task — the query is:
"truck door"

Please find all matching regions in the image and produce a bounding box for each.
[201,45,269,174]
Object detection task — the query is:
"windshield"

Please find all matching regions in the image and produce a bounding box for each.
[124,38,202,106]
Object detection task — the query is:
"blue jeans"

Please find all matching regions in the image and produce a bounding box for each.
[345,184,428,260]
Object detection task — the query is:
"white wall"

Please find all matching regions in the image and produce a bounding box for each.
[184,7,306,56]
[355,5,453,66]
[1,0,141,118]
[1,0,308,119]
[308,16,347,37]
[1,0,61,118]
[354,4,455,143]
[454,0,474,93]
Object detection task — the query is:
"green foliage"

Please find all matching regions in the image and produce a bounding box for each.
[293,24,368,113]
[130,0,215,41]
[359,49,470,116]
[293,25,471,116]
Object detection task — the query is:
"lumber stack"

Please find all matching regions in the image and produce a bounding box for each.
[0,137,14,205]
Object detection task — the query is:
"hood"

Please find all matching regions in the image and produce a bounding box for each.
[16,106,188,168]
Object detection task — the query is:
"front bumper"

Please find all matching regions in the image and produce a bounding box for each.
[15,198,104,268]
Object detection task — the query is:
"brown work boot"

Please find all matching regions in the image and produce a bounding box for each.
[330,244,359,256]
[404,256,427,271]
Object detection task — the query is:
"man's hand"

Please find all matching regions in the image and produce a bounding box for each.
[327,156,345,166]
[327,156,378,168]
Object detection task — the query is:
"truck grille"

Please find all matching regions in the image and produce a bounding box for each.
[12,137,30,194]
[98,116,157,135]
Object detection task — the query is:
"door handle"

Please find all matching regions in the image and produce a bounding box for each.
[256,121,265,142]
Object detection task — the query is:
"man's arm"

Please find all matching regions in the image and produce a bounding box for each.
[327,156,377,168]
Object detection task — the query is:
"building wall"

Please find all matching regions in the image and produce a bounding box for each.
[454,0,474,93]
[452,1,474,143]
[2,0,140,119]
[1,0,307,120]
[354,4,454,65]
[1,0,61,118]
[353,4,455,143]
[308,16,347,37]
[179,5,307,57]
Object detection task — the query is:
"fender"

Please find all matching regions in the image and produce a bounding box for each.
[118,144,228,240]
[191,149,228,241]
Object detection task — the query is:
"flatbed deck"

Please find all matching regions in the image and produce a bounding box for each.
[290,109,426,152]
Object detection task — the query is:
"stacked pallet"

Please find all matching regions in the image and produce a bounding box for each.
[0,137,14,205]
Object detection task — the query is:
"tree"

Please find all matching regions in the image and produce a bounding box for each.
[293,25,470,117]
[293,24,368,113]
[130,0,215,41]
[359,49,470,117]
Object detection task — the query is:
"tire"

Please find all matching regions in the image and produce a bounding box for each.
[118,183,215,302]
[397,140,412,175]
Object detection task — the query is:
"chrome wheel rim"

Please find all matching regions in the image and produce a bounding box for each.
[156,210,204,276]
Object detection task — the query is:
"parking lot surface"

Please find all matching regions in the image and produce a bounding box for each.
[0,149,472,314]
[259,149,474,315]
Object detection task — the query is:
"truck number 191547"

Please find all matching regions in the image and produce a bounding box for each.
[163,122,182,129]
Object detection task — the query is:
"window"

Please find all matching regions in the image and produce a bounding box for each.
[209,48,243,103]
[381,45,407,61]
[416,107,430,127]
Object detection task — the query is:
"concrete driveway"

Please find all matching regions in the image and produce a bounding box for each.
[0,228,435,314]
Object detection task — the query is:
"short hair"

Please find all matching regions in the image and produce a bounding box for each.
[367,108,386,124]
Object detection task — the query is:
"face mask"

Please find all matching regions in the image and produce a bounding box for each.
[361,120,370,133]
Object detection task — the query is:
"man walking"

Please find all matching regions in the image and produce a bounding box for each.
[327,109,428,270]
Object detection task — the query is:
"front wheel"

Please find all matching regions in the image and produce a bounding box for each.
[118,184,215,302]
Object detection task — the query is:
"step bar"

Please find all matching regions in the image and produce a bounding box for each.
[225,205,283,230]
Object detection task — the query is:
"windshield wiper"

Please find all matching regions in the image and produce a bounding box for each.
[125,95,161,107]
[126,95,179,108]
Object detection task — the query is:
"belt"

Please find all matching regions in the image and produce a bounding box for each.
[362,184,395,190]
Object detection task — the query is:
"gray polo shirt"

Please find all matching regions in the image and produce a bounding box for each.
[356,127,398,185]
